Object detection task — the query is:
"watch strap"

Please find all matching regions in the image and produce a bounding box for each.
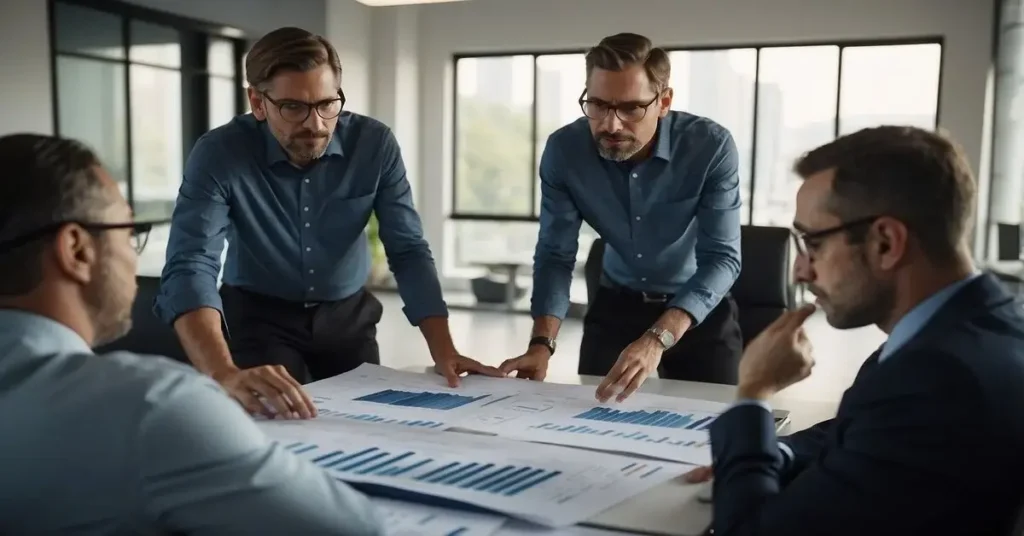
[528,336,556,356]
[647,326,676,349]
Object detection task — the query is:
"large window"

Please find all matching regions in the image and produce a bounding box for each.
[452,40,943,266]
[51,0,247,276]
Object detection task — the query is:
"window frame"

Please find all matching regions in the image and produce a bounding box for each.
[450,36,945,228]
[47,0,249,218]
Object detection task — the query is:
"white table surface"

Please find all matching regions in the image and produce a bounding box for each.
[401,366,840,536]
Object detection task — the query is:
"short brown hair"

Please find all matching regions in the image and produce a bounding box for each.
[245,27,342,91]
[0,134,108,296]
[585,33,670,93]
[794,125,976,263]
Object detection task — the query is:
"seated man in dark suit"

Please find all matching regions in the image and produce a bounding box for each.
[695,126,1024,535]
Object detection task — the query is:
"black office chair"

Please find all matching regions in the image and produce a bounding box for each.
[95,275,190,363]
[733,225,794,346]
[585,227,794,345]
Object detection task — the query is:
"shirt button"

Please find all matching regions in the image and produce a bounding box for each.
[305,223,310,228]
[641,277,647,282]
[631,173,638,178]
[304,178,310,184]
[309,286,315,291]
[636,253,643,258]
[305,247,312,252]
[635,216,641,221]
[304,207,309,212]
[309,269,315,274]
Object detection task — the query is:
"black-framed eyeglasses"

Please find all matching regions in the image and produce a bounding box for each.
[0,221,155,255]
[791,216,880,258]
[578,89,661,123]
[261,89,346,123]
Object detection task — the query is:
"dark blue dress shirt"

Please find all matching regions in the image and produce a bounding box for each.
[532,111,742,324]
[154,113,447,326]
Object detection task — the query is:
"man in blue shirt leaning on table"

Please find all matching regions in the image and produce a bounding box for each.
[499,33,743,401]
[688,126,1024,535]
[0,133,382,535]
[155,27,500,420]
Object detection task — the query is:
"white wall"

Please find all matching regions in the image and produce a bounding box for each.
[0,1,54,136]
[341,0,994,285]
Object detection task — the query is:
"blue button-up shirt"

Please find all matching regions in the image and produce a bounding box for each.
[0,309,382,535]
[155,113,447,326]
[532,111,742,324]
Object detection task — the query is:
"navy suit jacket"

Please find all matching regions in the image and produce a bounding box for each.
[710,274,1024,536]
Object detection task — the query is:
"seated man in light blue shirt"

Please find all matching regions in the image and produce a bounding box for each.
[0,133,382,535]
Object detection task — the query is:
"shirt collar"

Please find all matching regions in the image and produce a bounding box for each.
[0,308,93,356]
[879,273,982,362]
[651,115,673,162]
[262,121,345,166]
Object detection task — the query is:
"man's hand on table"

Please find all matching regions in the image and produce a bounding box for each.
[432,349,504,387]
[498,346,551,381]
[212,365,318,420]
[595,333,664,403]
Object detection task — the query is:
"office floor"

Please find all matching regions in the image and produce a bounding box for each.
[374,292,886,404]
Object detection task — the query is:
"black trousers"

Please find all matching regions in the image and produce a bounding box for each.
[579,285,743,385]
[220,285,383,384]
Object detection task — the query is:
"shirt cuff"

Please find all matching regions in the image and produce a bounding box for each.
[669,292,713,326]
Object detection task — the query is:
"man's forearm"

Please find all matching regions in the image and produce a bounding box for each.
[653,307,693,340]
[531,316,562,340]
[419,316,456,358]
[173,307,235,378]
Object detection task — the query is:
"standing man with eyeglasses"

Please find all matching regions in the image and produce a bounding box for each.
[499,33,744,401]
[156,27,500,420]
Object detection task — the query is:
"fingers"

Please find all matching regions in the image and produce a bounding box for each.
[433,363,461,388]
[497,357,520,376]
[783,303,817,330]
[241,366,317,419]
[231,388,273,418]
[266,365,318,419]
[683,465,714,484]
[460,358,505,378]
[595,356,630,402]
[616,365,647,402]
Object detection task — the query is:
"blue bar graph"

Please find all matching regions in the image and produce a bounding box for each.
[354,389,490,410]
[316,409,447,429]
[530,422,710,448]
[282,441,562,496]
[572,407,716,430]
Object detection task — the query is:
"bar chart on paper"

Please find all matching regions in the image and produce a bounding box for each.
[572,407,716,431]
[310,395,450,430]
[261,419,686,527]
[354,389,491,410]
[372,498,506,536]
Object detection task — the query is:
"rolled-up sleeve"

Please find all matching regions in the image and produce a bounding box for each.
[530,138,583,320]
[153,135,231,326]
[373,128,448,325]
[139,373,383,535]
[669,131,742,325]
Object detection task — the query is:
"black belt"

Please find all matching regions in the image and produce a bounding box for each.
[600,279,674,304]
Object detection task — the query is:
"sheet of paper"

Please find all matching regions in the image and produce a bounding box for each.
[304,364,503,429]
[306,364,728,465]
[258,418,687,527]
[496,520,643,535]
[372,497,506,536]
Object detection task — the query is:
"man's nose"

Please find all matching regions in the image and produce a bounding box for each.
[600,111,623,133]
[792,253,813,284]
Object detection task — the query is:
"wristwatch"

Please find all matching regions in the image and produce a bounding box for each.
[528,336,557,356]
[647,326,676,350]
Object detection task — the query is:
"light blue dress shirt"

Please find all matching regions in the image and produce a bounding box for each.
[155,113,447,327]
[0,308,383,535]
[739,274,981,463]
[531,111,743,323]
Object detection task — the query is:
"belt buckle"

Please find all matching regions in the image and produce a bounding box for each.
[303,302,319,309]
[642,292,668,304]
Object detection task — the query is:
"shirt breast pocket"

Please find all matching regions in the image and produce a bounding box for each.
[319,193,376,247]
[647,196,700,243]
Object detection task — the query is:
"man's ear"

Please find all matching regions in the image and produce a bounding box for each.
[52,224,97,285]
[248,87,267,121]
[872,217,909,271]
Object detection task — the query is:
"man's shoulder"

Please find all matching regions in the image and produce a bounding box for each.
[79,351,224,404]
[665,110,733,144]
[191,114,263,165]
[546,117,592,151]
[337,111,394,142]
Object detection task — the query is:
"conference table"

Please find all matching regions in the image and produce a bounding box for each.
[401,366,840,536]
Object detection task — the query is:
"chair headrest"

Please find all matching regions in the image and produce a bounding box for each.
[734,225,792,307]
